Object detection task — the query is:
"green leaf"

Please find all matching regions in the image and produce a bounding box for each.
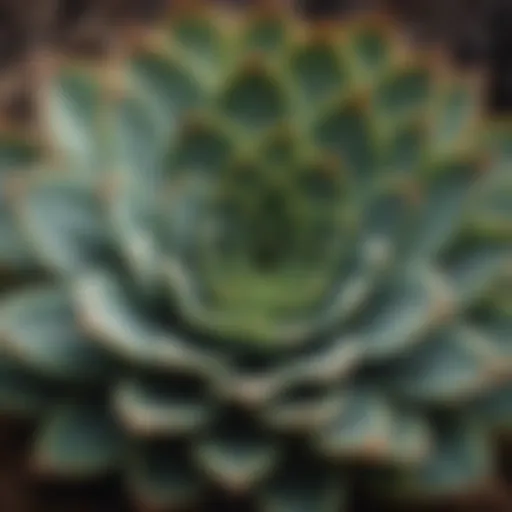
[113,375,213,437]
[172,17,223,77]
[0,137,40,170]
[0,137,41,267]
[130,53,203,121]
[359,266,451,359]
[108,186,161,287]
[349,21,392,80]
[48,68,105,174]
[112,94,165,183]
[171,122,232,175]
[0,207,34,267]
[441,236,510,306]
[0,360,56,417]
[73,272,225,375]
[393,416,493,498]
[385,324,504,404]
[474,384,512,431]
[290,42,347,105]
[361,189,412,246]
[20,178,116,274]
[129,440,201,510]
[383,121,424,175]
[314,102,376,182]
[244,17,287,54]
[374,67,431,120]
[388,411,432,466]
[194,413,279,493]
[429,83,479,156]
[262,385,345,433]
[1,286,118,383]
[31,403,123,478]
[259,453,346,512]
[406,161,477,262]
[221,68,286,131]
[314,389,428,465]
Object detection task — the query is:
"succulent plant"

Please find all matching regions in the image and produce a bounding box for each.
[0,5,510,511]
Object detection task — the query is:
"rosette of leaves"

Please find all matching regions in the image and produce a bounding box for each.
[0,5,510,511]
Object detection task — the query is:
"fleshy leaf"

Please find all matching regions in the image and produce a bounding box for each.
[441,236,510,306]
[31,403,123,478]
[48,68,105,174]
[171,122,232,176]
[359,266,453,359]
[290,42,347,105]
[0,137,41,267]
[393,417,493,498]
[374,66,431,121]
[194,413,278,493]
[73,272,225,375]
[130,53,203,121]
[0,207,34,267]
[259,453,346,512]
[244,17,287,53]
[383,121,424,175]
[348,20,393,80]
[1,286,118,383]
[221,67,286,131]
[20,178,116,275]
[429,82,480,156]
[0,360,56,417]
[113,94,165,183]
[385,324,504,404]
[474,384,512,431]
[262,385,346,433]
[172,17,223,74]
[315,388,431,465]
[315,389,395,462]
[113,375,213,437]
[314,101,376,181]
[129,440,201,510]
[406,161,477,261]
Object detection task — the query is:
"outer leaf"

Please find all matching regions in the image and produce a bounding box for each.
[128,440,201,510]
[113,375,214,437]
[1,286,118,383]
[0,360,56,417]
[48,68,106,175]
[474,383,512,432]
[314,388,430,466]
[194,413,279,493]
[0,136,41,267]
[384,323,506,404]
[73,272,226,375]
[391,416,494,498]
[31,403,124,478]
[259,452,346,512]
[19,178,117,275]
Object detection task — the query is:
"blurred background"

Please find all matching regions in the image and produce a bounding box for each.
[0,0,511,127]
[0,0,510,511]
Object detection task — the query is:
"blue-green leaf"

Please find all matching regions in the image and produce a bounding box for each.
[0,360,56,417]
[73,272,225,375]
[393,417,493,498]
[20,178,116,275]
[129,440,201,509]
[113,375,213,437]
[259,453,346,512]
[194,413,279,493]
[48,69,105,175]
[1,286,118,383]
[385,324,504,404]
[31,403,124,478]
